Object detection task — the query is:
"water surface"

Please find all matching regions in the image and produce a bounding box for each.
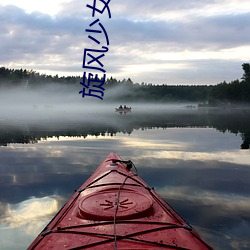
[0,105,250,249]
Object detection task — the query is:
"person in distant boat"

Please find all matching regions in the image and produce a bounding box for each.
[119,105,122,109]
[124,105,127,109]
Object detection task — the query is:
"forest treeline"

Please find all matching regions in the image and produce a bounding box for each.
[1,109,249,149]
[0,63,250,104]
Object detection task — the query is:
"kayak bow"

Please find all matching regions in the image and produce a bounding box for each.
[28,152,213,249]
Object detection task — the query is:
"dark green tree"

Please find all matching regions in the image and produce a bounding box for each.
[242,63,250,82]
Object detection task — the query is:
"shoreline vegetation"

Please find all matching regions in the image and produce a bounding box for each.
[0,63,249,105]
[0,109,249,149]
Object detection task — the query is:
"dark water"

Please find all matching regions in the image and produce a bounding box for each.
[0,105,250,249]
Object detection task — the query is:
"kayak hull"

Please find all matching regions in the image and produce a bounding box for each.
[28,152,213,249]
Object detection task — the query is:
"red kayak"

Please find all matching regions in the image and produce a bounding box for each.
[28,152,213,249]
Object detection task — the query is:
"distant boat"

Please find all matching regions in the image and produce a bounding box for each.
[115,107,132,113]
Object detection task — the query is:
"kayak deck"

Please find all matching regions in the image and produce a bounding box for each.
[28,152,213,249]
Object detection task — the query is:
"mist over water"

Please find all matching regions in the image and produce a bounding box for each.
[0,83,250,249]
[0,84,198,125]
[1,83,250,150]
[0,85,109,121]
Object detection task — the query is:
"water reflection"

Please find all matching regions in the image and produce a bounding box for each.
[0,196,62,250]
[0,106,250,149]
[0,108,250,249]
[0,196,59,228]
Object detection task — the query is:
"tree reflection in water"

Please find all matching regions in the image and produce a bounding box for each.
[0,108,249,149]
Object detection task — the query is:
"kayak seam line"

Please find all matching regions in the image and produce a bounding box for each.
[147,190,213,249]
[40,192,82,238]
[54,225,192,236]
[148,189,186,225]
[55,225,191,250]
[56,220,182,230]
[78,169,151,193]
[81,182,142,189]
[82,170,114,190]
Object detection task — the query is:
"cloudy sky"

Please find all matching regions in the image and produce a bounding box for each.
[0,0,250,85]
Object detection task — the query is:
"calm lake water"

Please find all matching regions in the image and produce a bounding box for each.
[0,104,250,249]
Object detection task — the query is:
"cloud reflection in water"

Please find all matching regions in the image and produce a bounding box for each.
[0,196,61,250]
[0,127,250,249]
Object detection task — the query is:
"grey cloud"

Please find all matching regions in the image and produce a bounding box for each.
[0,1,249,84]
[182,13,250,49]
[110,0,217,18]
[0,5,85,67]
[0,5,86,35]
[108,13,250,49]
[107,18,179,44]
[1,3,249,52]
[58,0,214,17]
